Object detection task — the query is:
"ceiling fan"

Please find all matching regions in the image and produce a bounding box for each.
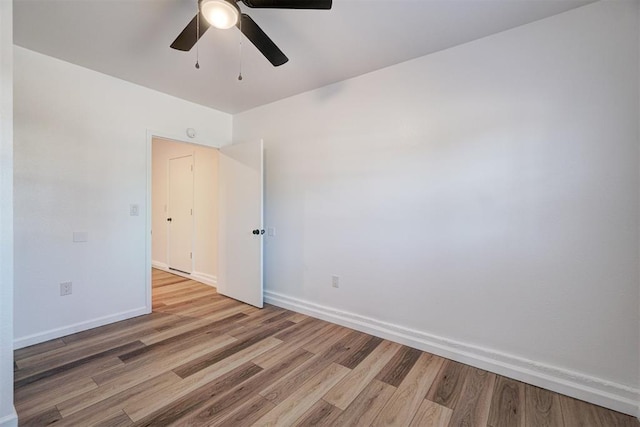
[170,0,333,67]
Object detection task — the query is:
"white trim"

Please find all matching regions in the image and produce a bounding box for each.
[151,260,217,288]
[265,290,640,417]
[191,271,217,288]
[145,130,152,314]
[0,409,17,427]
[152,260,169,270]
[13,306,148,349]
[636,2,640,421]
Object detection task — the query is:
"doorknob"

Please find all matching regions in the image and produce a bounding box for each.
[252,229,265,235]
[167,218,172,222]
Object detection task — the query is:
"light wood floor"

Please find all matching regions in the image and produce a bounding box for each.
[14,269,639,426]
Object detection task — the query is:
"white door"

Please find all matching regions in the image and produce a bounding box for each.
[218,140,264,308]
[168,155,194,274]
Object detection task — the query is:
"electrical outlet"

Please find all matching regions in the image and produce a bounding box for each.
[60,282,72,296]
[331,275,340,288]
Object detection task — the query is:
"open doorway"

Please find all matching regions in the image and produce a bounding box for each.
[145,133,264,312]
[150,136,219,288]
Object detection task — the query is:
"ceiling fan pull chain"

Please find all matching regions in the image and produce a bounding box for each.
[195,2,201,69]
[238,14,243,81]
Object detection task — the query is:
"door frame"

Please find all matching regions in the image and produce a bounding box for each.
[145,129,224,313]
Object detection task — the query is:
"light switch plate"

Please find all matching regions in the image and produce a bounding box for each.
[130,204,139,216]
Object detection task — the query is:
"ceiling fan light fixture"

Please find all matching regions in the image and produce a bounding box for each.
[201,0,239,30]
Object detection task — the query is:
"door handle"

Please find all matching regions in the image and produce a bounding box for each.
[252,229,265,235]
[167,218,172,222]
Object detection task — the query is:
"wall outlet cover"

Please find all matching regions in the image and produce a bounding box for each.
[73,231,88,242]
[60,282,73,296]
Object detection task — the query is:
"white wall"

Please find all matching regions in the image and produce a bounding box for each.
[152,137,219,285]
[0,1,16,426]
[234,0,640,415]
[13,47,231,347]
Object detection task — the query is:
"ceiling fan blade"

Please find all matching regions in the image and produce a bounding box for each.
[240,0,332,9]
[170,13,211,51]
[238,14,288,66]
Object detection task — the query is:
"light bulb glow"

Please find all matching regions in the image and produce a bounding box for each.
[201,0,239,30]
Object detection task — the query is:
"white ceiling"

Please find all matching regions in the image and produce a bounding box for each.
[14,0,594,114]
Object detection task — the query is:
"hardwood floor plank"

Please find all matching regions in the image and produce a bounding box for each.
[15,376,97,419]
[131,362,263,426]
[229,319,296,342]
[259,353,335,405]
[409,399,453,427]
[301,324,353,354]
[594,403,639,427]
[118,312,247,363]
[58,341,226,417]
[372,352,445,426]
[15,355,122,402]
[209,394,275,427]
[16,329,150,372]
[425,359,469,409]
[235,305,288,327]
[54,372,181,425]
[152,283,208,299]
[487,376,525,427]
[293,399,342,426]
[559,394,603,426]
[288,313,309,323]
[150,277,190,288]
[253,323,338,370]
[173,321,294,379]
[337,335,383,369]
[152,295,223,315]
[273,316,330,342]
[157,288,218,306]
[524,384,564,427]
[14,339,67,362]
[14,341,145,388]
[375,345,422,387]
[259,330,367,405]
[447,366,496,427]
[253,362,350,426]
[91,334,237,387]
[123,336,281,421]
[59,312,172,345]
[175,347,314,426]
[332,378,396,427]
[138,316,212,345]
[313,331,368,364]
[15,406,62,426]
[93,410,133,427]
[324,340,401,409]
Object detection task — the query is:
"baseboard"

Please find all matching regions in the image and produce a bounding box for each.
[152,260,169,270]
[0,408,17,427]
[152,260,217,288]
[191,271,217,288]
[13,306,149,349]
[265,290,639,416]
